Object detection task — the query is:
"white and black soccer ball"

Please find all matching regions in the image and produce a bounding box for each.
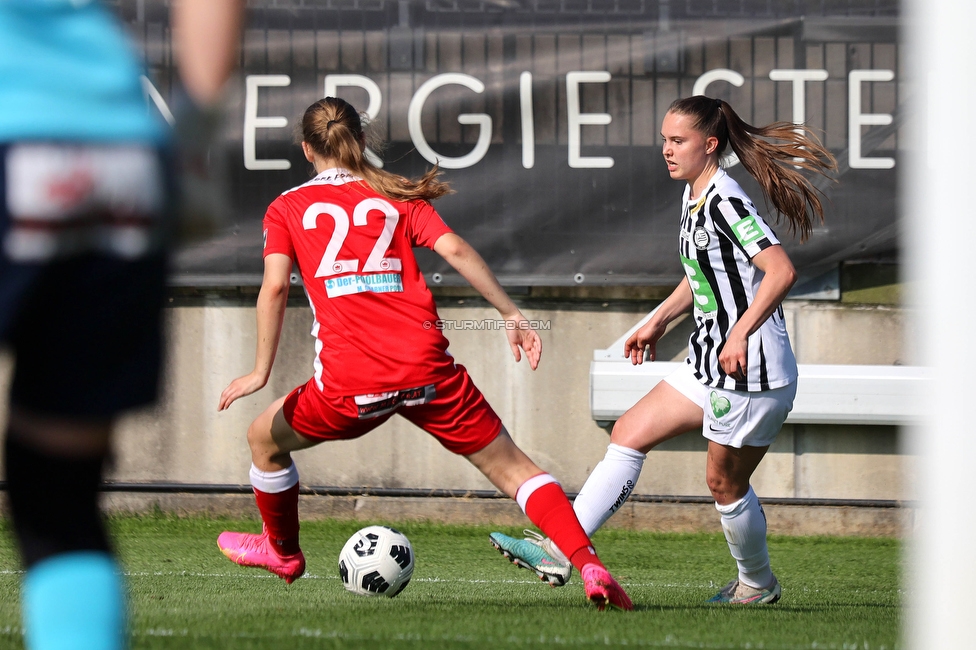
[338,525,414,598]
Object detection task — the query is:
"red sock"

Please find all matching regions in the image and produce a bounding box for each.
[253,484,301,556]
[520,478,606,573]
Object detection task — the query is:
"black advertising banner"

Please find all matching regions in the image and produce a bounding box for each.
[122,0,900,287]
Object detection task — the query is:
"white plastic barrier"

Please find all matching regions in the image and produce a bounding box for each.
[590,308,926,426]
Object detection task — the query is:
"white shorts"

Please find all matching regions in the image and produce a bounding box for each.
[663,362,796,448]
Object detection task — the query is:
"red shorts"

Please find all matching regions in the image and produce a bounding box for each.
[282,364,502,456]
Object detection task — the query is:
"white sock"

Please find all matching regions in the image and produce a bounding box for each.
[715,486,773,589]
[571,443,646,537]
[249,463,299,493]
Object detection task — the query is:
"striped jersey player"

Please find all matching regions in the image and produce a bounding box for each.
[677,167,797,392]
[488,96,837,608]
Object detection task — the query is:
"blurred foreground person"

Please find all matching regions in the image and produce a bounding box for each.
[0,1,242,647]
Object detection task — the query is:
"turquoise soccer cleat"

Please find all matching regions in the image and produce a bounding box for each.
[489,530,573,587]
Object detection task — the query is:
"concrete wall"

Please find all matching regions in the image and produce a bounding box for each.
[112,298,913,496]
[0,296,914,534]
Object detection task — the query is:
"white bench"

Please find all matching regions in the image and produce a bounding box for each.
[590,308,926,426]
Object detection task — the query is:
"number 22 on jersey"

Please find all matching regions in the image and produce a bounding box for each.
[303,197,405,298]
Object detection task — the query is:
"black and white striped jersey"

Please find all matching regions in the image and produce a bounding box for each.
[677,168,797,392]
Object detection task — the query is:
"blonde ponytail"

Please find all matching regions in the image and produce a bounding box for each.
[300,97,453,203]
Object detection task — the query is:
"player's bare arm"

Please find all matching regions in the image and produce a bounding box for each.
[718,244,796,380]
[433,232,542,370]
[218,253,292,410]
[172,0,243,106]
[624,278,694,365]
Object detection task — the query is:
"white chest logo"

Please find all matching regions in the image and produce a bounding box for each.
[693,227,710,250]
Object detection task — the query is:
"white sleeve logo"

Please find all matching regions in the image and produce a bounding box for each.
[732,216,763,247]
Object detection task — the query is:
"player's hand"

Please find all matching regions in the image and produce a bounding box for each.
[623,319,667,365]
[719,333,748,381]
[218,372,268,411]
[504,314,542,370]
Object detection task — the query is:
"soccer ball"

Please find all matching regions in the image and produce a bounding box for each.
[338,525,414,598]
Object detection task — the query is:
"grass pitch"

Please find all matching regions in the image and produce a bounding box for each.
[0,515,901,649]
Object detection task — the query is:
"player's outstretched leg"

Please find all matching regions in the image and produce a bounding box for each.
[217,462,306,583]
[489,531,632,610]
[490,443,646,588]
[492,473,633,610]
[468,432,633,609]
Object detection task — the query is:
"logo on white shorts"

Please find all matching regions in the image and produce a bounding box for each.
[707,391,736,430]
[709,391,731,418]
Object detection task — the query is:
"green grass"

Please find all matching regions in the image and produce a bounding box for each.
[0,516,902,649]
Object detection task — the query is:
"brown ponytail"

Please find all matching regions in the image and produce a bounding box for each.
[668,96,837,241]
[300,97,453,203]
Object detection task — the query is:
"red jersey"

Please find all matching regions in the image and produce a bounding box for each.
[262,168,456,396]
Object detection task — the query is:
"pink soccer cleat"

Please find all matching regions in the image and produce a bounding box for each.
[581,564,633,611]
[217,529,306,584]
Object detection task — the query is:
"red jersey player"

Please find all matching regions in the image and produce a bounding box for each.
[215,97,632,610]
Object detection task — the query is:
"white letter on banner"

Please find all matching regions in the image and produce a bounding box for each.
[849,69,896,169]
[769,69,829,126]
[324,74,384,168]
[244,75,291,171]
[520,71,535,169]
[140,76,175,126]
[567,71,613,169]
[692,69,744,97]
[407,74,492,169]
[692,69,745,167]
